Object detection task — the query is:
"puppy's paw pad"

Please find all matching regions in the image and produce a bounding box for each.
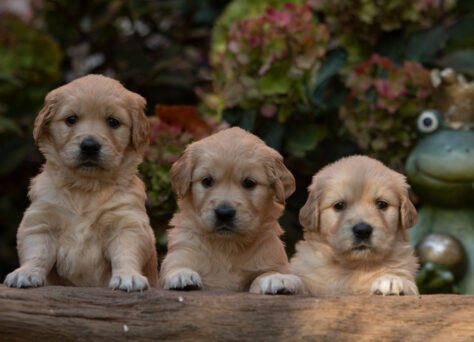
[4,268,45,288]
[250,274,302,295]
[164,268,202,291]
[371,275,405,296]
[109,273,149,292]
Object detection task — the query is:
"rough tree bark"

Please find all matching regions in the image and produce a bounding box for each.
[0,285,473,341]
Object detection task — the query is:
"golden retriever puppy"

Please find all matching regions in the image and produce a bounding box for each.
[4,75,158,291]
[256,155,419,295]
[160,127,295,292]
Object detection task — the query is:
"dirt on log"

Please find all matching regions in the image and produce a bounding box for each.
[0,285,474,341]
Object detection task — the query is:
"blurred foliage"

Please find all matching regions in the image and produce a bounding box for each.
[0,15,62,173]
[340,55,433,169]
[308,0,457,62]
[208,3,329,122]
[140,120,195,247]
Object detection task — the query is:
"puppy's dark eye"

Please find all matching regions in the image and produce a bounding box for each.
[242,178,256,190]
[376,200,388,210]
[65,114,78,127]
[201,176,214,188]
[334,201,345,211]
[107,117,120,129]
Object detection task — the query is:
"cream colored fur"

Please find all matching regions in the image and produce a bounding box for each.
[160,127,295,292]
[256,155,419,296]
[4,75,158,291]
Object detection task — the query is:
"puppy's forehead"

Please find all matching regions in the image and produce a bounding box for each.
[58,75,130,106]
[54,75,133,121]
[316,156,406,201]
[193,127,270,160]
[191,128,272,178]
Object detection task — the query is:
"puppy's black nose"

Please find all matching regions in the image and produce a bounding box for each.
[80,138,101,156]
[353,223,373,240]
[215,205,236,222]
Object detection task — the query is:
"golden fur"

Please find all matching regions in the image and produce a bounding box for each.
[256,155,419,295]
[4,74,158,291]
[160,127,295,292]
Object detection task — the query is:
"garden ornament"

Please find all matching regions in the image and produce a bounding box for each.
[406,68,474,293]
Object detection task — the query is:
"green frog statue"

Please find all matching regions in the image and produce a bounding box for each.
[406,68,474,294]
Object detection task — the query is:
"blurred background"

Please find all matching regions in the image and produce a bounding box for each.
[1,0,473,282]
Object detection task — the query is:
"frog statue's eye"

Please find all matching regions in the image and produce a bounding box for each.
[417,110,439,133]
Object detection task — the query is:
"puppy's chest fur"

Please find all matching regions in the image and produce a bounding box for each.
[200,249,260,291]
[41,185,124,286]
[54,201,110,286]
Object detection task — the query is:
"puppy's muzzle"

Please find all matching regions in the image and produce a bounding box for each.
[79,137,102,166]
[214,204,236,232]
[352,222,373,241]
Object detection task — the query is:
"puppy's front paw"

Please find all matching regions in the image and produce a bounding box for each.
[4,267,46,288]
[164,268,202,291]
[109,272,149,292]
[250,273,303,295]
[371,274,406,296]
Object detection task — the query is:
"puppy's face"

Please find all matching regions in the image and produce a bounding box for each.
[171,128,295,237]
[300,156,417,263]
[33,75,149,176]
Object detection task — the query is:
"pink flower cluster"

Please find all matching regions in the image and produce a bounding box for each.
[345,54,431,114]
[213,3,329,119]
[340,54,433,165]
[226,3,328,74]
[147,120,195,164]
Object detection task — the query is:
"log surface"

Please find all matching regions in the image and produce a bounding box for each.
[0,285,473,341]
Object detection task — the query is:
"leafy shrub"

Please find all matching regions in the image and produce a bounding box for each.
[209,3,329,121]
[308,0,458,64]
[309,0,457,43]
[140,120,194,225]
[0,15,62,173]
[340,54,433,168]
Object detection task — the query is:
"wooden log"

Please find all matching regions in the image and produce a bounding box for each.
[0,285,473,341]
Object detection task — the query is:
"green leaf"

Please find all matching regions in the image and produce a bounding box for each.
[284,124,327,158]
[314,47,347,89]
[259,67,292,96]
[436,49,474,75]
[448,18,474,44]
[0,117,22,135]
[404,26,448,62]
[256,121,285,151]
[222,107,244,126]
[0,138,31,174]
[375,30,406,61]
[312,47,347,107]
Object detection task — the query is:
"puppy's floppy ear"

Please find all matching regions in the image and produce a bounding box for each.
[33,90,58,142]
[299,182,321,232]
[170,147,193,198]
[129,92,150,151]
[400,189,418,230]
[266,149,295,204]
